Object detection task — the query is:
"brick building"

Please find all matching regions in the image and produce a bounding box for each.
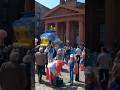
[42,0,85,47]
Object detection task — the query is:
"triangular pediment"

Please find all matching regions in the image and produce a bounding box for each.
[43,5,83,18]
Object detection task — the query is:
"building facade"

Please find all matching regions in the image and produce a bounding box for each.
[86,0,120,51]
[42,0,85,47]
[35,1,50,37]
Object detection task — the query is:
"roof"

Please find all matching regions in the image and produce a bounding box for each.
[42,4,85,18]
[35,1,50,16]
[35,1,50,10]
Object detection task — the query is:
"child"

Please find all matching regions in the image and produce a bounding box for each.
[68,54,76,86]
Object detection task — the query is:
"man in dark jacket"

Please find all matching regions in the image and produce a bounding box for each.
[0,52,27,90]
[23,50,34,90]
[35,47,46,83]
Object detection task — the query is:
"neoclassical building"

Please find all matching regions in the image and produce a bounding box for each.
[42,0,85,47]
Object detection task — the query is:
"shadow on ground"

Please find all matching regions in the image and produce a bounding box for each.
[38,80,85,90]
[61,68,69,73]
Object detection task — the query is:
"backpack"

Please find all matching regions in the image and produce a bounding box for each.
[52,77,63,87]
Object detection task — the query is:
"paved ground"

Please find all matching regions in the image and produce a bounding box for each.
[35,64,85,90]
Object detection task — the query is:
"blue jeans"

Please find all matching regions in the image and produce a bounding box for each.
[70,69,74,84]
[70,63,74,84]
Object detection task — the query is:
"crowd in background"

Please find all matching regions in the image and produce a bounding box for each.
[0,45,34,90]
[0,29,120,90]
[35,42,85,86]
[0,29,34,90]
[85,42,120,90]
[35,40,120,90]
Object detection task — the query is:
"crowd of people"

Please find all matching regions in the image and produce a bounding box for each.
[0,30,34,90]
[0,46,35,90]
[35,43,85,86]
[0,29,120,90]
[35,40,120,90]
[85,45,120,90]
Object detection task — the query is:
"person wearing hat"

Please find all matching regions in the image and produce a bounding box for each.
[23,50,33,90]
[35,47,46,83]
[0,52,27,90]
[68,54,76,86]
[75,46,82,81]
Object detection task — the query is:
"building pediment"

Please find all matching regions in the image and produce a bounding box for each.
[43,5,84,18]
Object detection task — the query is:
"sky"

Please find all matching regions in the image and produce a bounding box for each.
[36,0,85,9]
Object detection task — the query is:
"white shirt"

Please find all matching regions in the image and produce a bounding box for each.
[44,48,49,54]
[76,48,81,55]
[47,61,57,74]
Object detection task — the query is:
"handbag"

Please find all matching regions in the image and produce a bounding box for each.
[52,77,63,87]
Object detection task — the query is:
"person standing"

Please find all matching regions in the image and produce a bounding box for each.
[0,52,27,90]
[23,50,33,90]
[44,47,49,67]
[97,47,112,90]
[86,49,96,69]
[48,45,57,62]
[56,48,63,60]
[75,46,82,81]
[66,46,71,63]
[68,54,76,86]
[109,50,120,90]
[35,47,46,83]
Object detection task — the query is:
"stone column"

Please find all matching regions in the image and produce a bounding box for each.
[66,21,70,45]
[45,23,48,31]
[70,22,75,47]
[79,21,84,45]
[55,22,58,33]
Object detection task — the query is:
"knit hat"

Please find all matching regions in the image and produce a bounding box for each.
[70,54,74,58]
[39,47,43,52]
